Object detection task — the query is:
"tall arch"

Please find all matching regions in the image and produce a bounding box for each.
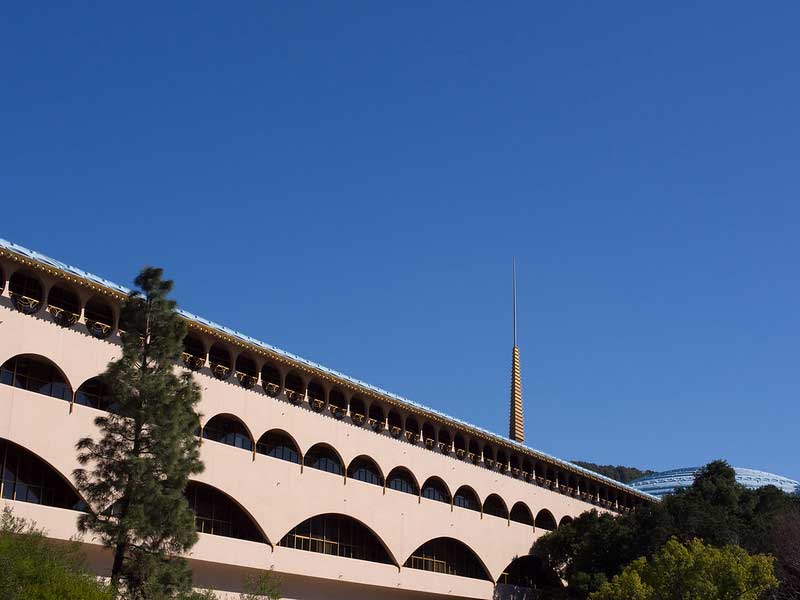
[386,466,418,496]
[421,476,451,504]
[0,354,72,401]
[185,481,268,543]
[303,443,343,475]
[202,414,254,451]
[510,501,534,526]
[0,438,85,511]
[535,508,557,532]
[75,376,119,413]
[279,513,397,566]
[453,485,480,512]
[404,537,491,581]
[483,494,508,520]
[347,456,384,487]
[255,429,301,464]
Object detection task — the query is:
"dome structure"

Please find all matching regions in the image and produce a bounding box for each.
[630,467,799,499]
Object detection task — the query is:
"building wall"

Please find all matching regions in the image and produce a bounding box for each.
[0,272,612,599]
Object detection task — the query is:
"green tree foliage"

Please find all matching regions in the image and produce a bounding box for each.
[0,508,112,600]
[239,571,282,600]
[74,268,204,600]
[534,461,799,598]
[589,538,777,600]
[572,461,654,484]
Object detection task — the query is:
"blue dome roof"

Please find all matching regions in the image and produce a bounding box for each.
[630,467,799,499]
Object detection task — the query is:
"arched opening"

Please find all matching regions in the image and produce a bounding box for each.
[483,494,508,520]
[498,555,561,590]
[185,481,266,543]
[496,450,509,473]
[202,414,253,451]
[421,476,451,504]
[307,380,326,412]
[284,372,304,404]
[453,486,480,512]
[510,502,534,526]
[454,434,466,458]
[279,513,394,565]
[46,285,80,327]
[328,388,346,419]
[347,456,383,487]
[368,403,385,432]
[404,417,420,443]
[261,363,281,396]
[437,429,452,454]
[535,509,557,532]
[0,438,85,510]
[422,423,436,449]
[386,467,418,496]
[349,396,366,426]
[84,296,114,339]
[255,429,300,464]
[522,458,533,480]
[0,265,4,293]
[0,355,71,401]
[387,410,403,437]
[208,343,232,380]
[234,354,258,389]
[468,439,480,463]
[182,335,206,371]
[9,271,43,314]
[559,516,573,528]
[404,537,491,580]
[483,445,496,469]
[509,454,521,477]
[303,443,342,475]
[75,376,119,413]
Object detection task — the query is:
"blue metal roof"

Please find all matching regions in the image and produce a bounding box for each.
[0,236,656,500]
[630,467,799,498]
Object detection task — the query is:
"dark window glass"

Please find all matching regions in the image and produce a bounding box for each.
[279,514,392,564]
[404,538,490,580]
[453,487,480,512]
[386,468,417,495]
[47,286,80,327]
[347,457,383,486]
[0,439,85,511]
[74,377,119,412]
[256,431,300,464]
[483,494,508,519]
[84,297,114,338]
[202,416,252,451]
[304,445,342,475]
[9,272,43,314]
[0,356,71,401]
[422,478,450,504]
[535,510,557,531]
[510,502,534,525]
[185,482,265,542]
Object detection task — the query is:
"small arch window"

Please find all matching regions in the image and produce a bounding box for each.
[422,423,436,449]
[349,396,366,426]
[307,381,326,412]
[208,344,232,380]
[387,410,403,437]
[422,477,451,504]
[404,417,420,443]
[483,494,508,520]
[437,430,452,454]
[256,430,300,464]
[84,297,114,339]
[9,271,43,314]
[453,486,480,512]
[185,481,265,542]
[510,502,534,526]
[202,415,253,451]
[234,354,258,389]
[261,363,281,396]
[304,444,342,475]
[46,285,80,327]
[386,467,418,496]
[535,509,557,532]
[0,355,71,401]
[368,403,385,432]
[328,388,346,419]
[182,335,206,371]
[347,456,383,487]
[75,377,119,413]
[468,439,481,464]
[284,372,304,404]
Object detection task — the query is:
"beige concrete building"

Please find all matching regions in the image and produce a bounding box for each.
[0,239,652,599]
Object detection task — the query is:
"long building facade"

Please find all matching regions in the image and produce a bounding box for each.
[0,239,653,599]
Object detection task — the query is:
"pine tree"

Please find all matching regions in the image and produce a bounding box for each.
[74,268,204,599]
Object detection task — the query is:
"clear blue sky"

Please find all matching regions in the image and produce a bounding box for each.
[2,3,798,481]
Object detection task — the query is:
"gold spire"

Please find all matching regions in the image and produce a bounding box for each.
[509,260,524,443]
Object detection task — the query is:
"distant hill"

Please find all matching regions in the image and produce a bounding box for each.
[572,461,655,484]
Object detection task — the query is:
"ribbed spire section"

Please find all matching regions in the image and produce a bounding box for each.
[509,344,524,442]
[509,259,524,442]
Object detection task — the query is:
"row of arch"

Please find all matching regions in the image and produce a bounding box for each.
[0,436,555,586]
[0,353,563,531]
[0,260,642,511]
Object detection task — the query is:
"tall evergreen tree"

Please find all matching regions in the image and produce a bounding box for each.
[74,268,204,599]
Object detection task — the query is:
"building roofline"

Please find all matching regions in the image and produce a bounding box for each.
[0,237,657,502]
